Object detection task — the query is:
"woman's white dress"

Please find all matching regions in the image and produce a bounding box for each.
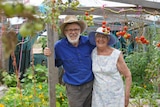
[91,48,124,107]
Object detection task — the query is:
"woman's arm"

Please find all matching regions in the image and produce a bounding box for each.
[117,53,132,107]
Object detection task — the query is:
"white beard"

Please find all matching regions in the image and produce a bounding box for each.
[66,33,80,44]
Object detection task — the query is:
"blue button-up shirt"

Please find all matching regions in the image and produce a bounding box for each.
[55,36,95,85]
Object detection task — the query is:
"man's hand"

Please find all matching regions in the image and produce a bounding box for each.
[44,47,52,56]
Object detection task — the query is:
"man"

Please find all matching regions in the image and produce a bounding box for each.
[44,15,95,107]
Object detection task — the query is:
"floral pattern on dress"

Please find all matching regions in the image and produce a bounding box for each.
[91,48,124,107]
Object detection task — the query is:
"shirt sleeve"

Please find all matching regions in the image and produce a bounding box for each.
[54,43,63,67]
[55,59,62,67]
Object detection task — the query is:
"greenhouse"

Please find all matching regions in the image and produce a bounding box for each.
[0,0,160,107]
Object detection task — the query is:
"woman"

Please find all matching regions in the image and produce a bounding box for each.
[89,27,132,107]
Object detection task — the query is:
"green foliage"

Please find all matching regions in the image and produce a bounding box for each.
[130,84,148,98]
[0,65,68,107]
[37,36,47,51]
[125,52,150,88]
[0,87,22,107]
[0,83,68,107]
[1,71,17,87]
[21,64,48,83]
[0,69,5,85]
[41,0,80,33]
[56,84,68,107]
[130,84,159,106]
[125,26,160,106]
[145,48,160,92]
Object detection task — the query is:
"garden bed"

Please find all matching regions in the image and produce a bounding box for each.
[1,85,160,107]
[129,98,160,107]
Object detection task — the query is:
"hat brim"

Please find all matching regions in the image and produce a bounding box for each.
[89,31,117,46]
[60,20,87,36]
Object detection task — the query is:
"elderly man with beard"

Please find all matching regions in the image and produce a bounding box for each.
[44,15,95,107]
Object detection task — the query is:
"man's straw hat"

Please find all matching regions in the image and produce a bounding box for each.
[60,15,87,36]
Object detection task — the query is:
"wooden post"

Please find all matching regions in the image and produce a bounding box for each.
[0,32,2,69]
[47,24,58,107]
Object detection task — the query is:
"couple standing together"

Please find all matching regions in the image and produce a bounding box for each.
[44,15,132,107]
